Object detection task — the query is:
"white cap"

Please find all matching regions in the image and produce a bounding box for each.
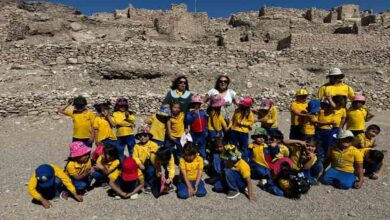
[337,130,354,139]
[327,68,343,76]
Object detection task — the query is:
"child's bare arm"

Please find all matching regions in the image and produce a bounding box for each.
[166,120,175,140]
[245,177,255,201]
[366,111,374,121]
[58,99,72,115]
[128,178,145,196]
[302,153,316,170]
[354,162,364,189]
[180,169,195,196]
[195,169,203,189]
[109,179,127,198]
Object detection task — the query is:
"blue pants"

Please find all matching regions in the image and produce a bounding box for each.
[190,131,207,159]
[116,178,137,193]
[330,128,340,148]
[261,179,284,197]
[315,129,333,162]
[118,135,136,156]
[230,130,249,162]
[72,138,93,148]
[251,163,270,180]
[208,130,223,141]
[152,139,165,147]
[143,163,156,188]
[165,137,183,164]
[214,169,246,193]
[289,125,304,140]
[364,161,381,175]
[102,139,124,162]
[177,180,207,199]
[92,171,109,185]
[322,168,356,189]
[36,177,63,200]
[212,154,223,176]
[71,177,91,192]
[263,127,279,134]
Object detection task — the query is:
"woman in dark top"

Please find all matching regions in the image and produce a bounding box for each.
[163,76,192,113]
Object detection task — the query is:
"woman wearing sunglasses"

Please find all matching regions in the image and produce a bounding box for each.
[163,76,193,113]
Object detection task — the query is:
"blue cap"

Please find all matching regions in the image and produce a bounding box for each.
[308,99,321,115]
[157,105,171,117]
[35,164,55,188]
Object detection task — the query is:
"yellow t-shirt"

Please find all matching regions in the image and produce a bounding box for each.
[155,155,175,180]
[249,143,269,168]
[28,164,76,200]
[333,108,346,128]
[290,101,308,126]
[329,145,363,173]
[146,114,166,142]
[208,111,227,132]
[317,83,355,101]
[258,106,278,128]
[356,133,375,149]
[132,141,159,166]
[112,111,136,137]
[65,160,92,178]
[273,144,290,161]
[317,109,335,130]
[65,109,95,139]
[232,159,251,179]
[302,115,317,136]
[169,112,185,138]
[231,110,255,133]
[96,156,120,181]
[93,116,117,143]
[289,144,317,171]
[179,155,204,181]
[346,108,367,131]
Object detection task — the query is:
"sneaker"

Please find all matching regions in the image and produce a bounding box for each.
[144,187,152,194]
[226,191,240,199]
[204,159,209,167]
[257,179,267,187]
[130,193,138,200]
[168,184,175,192]
[60,191,69,201]
[114,195,121,200]
[244,187,248,194]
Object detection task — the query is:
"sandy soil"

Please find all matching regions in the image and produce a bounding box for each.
[0,112,389,220]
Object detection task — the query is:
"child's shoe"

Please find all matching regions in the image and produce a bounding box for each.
[130,193,139,200]
[227,191,240,199]
[168,184,175,192]
[257,179,268,187]
[204,159,209,167]
[144,186,152,194]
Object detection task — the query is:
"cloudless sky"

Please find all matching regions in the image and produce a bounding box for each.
[32,0,390,18]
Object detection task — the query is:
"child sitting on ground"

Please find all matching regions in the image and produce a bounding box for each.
[343,94,374,136]
[177,142,207,199]
[361,149,385,180]
[92,144,121,187]
[186,95,208,163]
[248,127,271,183]
[65,142,93,194]
[213,144,254,201]
[206,138,226,185]
[145,105,171,147]
[322,130,364,189]
[109,157,144,200]
[356,124,380,149]
[59,96,95,147]
[289,89,308,140]
[154,147,176,194]
[28,164,83,209]
[207,95,228,141]
[133,125,159,194]
[267,130,290,165]
[166,102,185,163]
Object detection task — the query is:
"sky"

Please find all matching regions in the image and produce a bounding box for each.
[33,0,390,18]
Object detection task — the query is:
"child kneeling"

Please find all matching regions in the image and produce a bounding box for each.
[177,142,207,199]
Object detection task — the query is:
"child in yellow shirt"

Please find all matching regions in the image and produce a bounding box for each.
[59,96,95,147]
[145,105,170,147]
[166,102,185,163]
[344,94,374,136]
[289,89,308,140]
[248,127,270,181]
[230,97,255,162]
[213,144,254,201]
[256,98,278,132]
[133,125,159,193]
[65,142,93,194]
[177,142,207,199]
[356,124,380,149]
[322,130,364,189]
[113,97,136,157]
[361,149,385,180]
[328,95,347,147]
[92,144,121,187]
[301,99,321,138]
[154,147,176,195]
[208,94,228,141]
[28,164,83,209]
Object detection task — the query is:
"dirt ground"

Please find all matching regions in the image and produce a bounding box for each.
[0,112,389,220]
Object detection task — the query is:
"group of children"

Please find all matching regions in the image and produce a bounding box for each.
[28,75,386,208]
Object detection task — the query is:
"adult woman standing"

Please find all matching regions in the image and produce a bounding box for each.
[163,76,192,113]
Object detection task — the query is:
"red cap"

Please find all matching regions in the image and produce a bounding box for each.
[121,157,138,181]
[239,97,254,107]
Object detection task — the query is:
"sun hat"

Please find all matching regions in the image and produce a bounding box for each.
[210,94,226,107]
[220,144,242,161]
[190,94,203,104]
[251,127,268,139]
[308,99,321,115]
[327,68,343,77]
[69,142,91,158]
[135,124,153,140]
[35,164,55,188]
[259,98,273,110]
[352,94,366,102]
[295,89,308,96]
[121,157,138,181]
[157,105,171,117]
[239,97,254,107]
[337,130,354,139]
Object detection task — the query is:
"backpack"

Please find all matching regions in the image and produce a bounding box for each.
[287,171,311,198]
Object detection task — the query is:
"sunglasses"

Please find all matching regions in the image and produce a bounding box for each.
[219,80,228,84]
[178,81,187,84]
[139,134,149,137]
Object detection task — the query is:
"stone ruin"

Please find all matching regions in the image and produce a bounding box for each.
[0,1,389,117]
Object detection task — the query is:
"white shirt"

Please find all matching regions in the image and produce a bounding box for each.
[207,88,237,118]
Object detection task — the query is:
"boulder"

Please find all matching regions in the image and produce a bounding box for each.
[70,22,82,32]
[336,4,360,20]
[70,31,95,42]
